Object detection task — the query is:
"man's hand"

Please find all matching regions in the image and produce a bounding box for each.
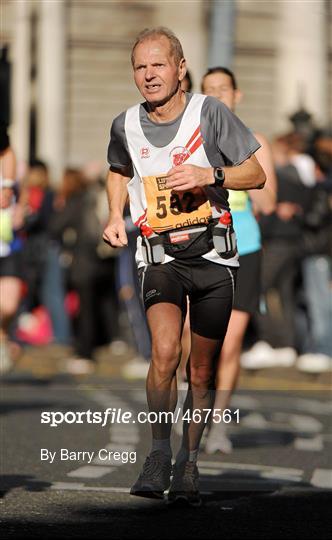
[103,216,128,247]
[166,164,213,191]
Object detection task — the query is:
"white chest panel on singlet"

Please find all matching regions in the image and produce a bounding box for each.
[124,94,239,268]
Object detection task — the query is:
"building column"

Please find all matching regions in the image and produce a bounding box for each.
[11,0,31,169]
[37,0,66,183]
[155,0,208,92]
[275,0,328,132]
[208,0,235,68]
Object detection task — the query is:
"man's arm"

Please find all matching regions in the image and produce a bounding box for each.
[248,133,277,215]
[166,153,266,192]
[103,167,130,247]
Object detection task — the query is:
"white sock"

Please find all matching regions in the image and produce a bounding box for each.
[188,449,199,463]
[151,438,172,458]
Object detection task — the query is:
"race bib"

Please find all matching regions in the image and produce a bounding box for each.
[228,190,249,212]
[143,174,212,233]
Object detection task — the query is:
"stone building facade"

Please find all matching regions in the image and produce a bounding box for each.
[2,0,331,182]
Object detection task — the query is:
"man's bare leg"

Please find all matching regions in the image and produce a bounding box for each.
[146,302,183,441]
[130,302,184,498]
[176,332,222,463]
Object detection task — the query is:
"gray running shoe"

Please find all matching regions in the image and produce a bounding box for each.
[130,450,172,499]
[168,461,201,506]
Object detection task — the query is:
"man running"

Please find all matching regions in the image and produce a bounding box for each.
[103,27,265,506]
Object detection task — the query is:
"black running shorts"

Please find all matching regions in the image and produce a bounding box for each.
[233,250,261,314]
[139,258,237,340]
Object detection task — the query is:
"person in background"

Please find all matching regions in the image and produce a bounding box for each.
[0,125,24,373]
[296,132,332,373]
[50,168,122,374]
[20,161,55,312]
[118,205,152,380]
[201,67,276,453]
[16,159,71,347]
[243,133,313,368]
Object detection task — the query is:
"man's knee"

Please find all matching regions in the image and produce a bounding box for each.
[151,339,181,377]
[190,363,215,389]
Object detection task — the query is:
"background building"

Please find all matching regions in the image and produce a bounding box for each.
[2,0,331,182]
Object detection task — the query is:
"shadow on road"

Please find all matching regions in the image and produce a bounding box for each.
[0,475,52,499]
[0,489,331,539]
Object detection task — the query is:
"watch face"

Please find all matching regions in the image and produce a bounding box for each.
[214,168,225,185]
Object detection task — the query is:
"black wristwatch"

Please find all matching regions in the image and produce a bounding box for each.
[213,167,225,188]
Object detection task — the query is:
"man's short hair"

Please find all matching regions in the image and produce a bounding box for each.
[201,66,238,91]
[131,27,184,67]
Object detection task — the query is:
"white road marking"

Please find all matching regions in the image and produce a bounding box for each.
[110,425,138,436]
[51,482,211,496]
[51,482,87,490]
[259,471,302,482]
[287,414,323,433]
[92,456,125,467]
[107,432,139,444]
[198,461,303,476]
[67,466,115,478]
[238,395,331,413]
[239,412,323,434]
[199,467,223,476]
[89,391,128,409]
[311,469,332,489]
[199,462,303,483]
[294,435,324,451]
[292,399,332,416]
[51,482,131,493]
[104,443,135,452]
[200,469,302,484]
[241,413,268,428]
[230,395,260,409]
[131,390,147,403]
[74,390,139,480]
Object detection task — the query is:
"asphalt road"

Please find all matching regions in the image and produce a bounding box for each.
[1,366,331,539]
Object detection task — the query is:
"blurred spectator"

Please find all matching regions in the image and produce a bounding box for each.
[118,207,151,379]
[296,135,332,373]
[50,168,122,374]
[17,160,70,346]
[20,161,54,311]
[311,131,332,188]
[0,125,24,372]
[243,133,314,368]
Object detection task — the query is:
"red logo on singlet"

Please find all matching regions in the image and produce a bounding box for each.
[169,146,191,167]
[140,147,150,159]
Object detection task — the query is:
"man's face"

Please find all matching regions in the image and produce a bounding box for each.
[202,72,237,111]
[132,36,184,105]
